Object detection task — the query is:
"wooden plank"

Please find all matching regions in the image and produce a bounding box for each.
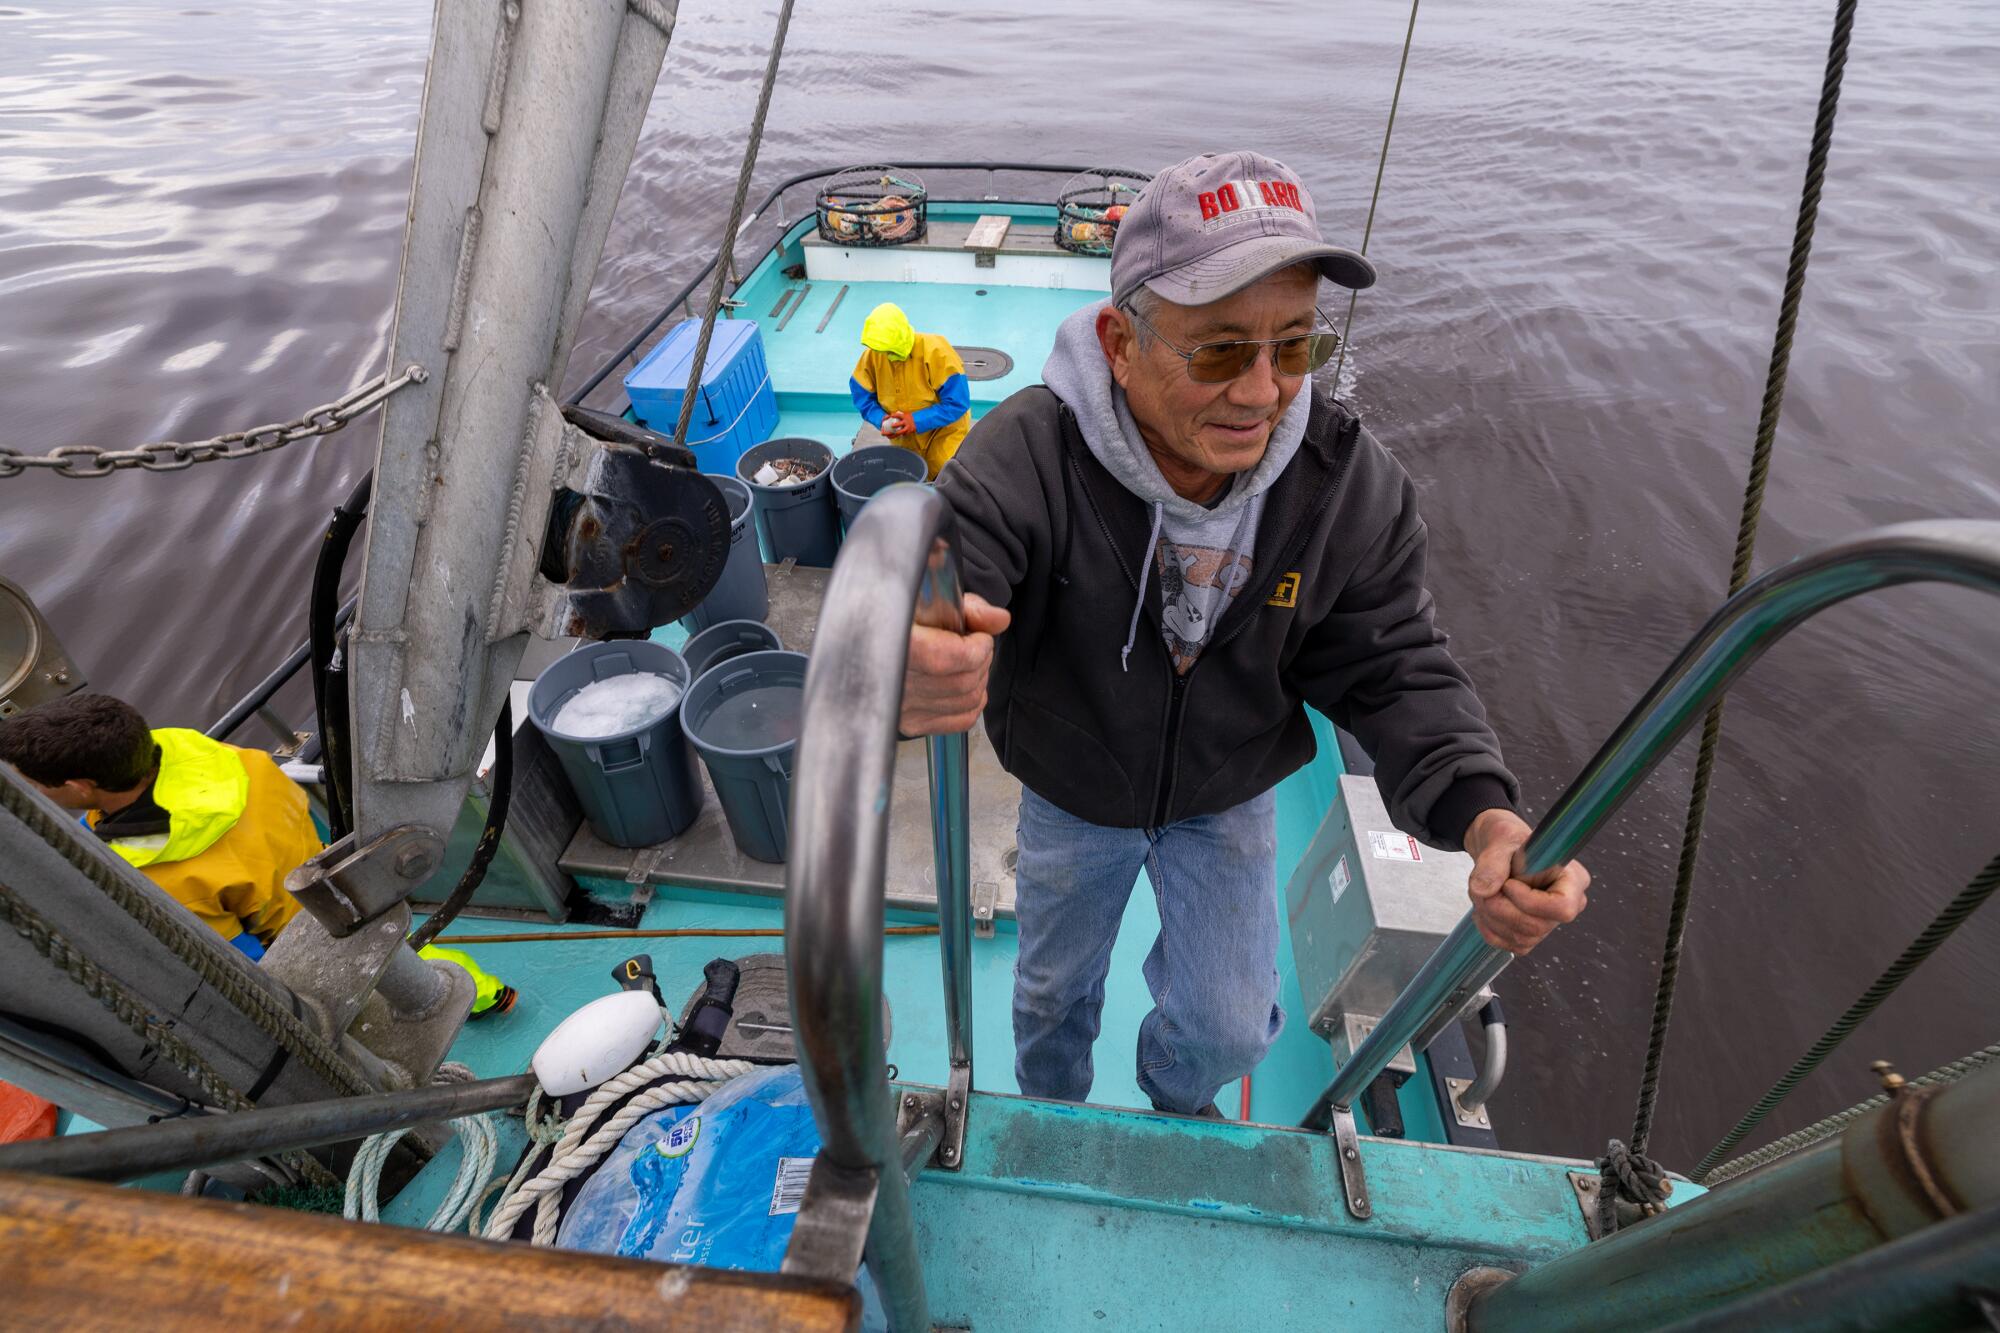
[962,214,1011,251]
[0,1173,860,1332]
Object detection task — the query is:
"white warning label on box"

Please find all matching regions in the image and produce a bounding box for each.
[1366,830,1422,862]
[1329,854,1352,903]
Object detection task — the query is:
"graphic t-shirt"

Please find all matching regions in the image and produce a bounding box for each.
[1153,482,1262,673]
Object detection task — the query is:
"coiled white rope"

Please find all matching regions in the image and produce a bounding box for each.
[481,1050,755,1245]
[344,1063,500,1233]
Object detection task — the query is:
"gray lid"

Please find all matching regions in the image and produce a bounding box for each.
[1110,149,1376,308]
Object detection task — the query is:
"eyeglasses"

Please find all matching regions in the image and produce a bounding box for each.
[1122,304,1342,384]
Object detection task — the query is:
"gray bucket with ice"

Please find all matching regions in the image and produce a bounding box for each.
[682,619,783,679]
[831,444,928,534]
[679,474,768,634]
[681,649,807,863]
[736,438,838,567]
[528,641,701,849]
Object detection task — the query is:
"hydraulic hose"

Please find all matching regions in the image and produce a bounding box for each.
[310,471,372,842]
[406,695,514,952]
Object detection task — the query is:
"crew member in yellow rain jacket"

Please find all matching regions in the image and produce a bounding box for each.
[849,302,972,479]
[0,692,514,1017]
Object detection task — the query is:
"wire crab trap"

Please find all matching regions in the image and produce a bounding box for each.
[1053,168,1150,256]
[816,166,928,248]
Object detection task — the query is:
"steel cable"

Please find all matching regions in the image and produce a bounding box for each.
[1700,1041,2000,1185]
[1692,848,2000,1180]
[1630,0,1858,1161]
[667,0,797,449]
[1329,0,1420,388]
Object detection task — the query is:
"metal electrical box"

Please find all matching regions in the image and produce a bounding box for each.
[1285,775,1474,1039]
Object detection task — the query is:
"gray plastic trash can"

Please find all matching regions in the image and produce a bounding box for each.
[681,649,807,863]
[527,641,701,849]
[682,619,783,678]
[737,438,838,567]
[831,445,928,534]
[680,474,768,634]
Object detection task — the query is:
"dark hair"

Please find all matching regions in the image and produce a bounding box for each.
[0,693,156,790]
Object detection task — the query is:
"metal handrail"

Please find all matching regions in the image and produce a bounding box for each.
[564,160,1113,406]
[205,597,355,743]
[1304,520,2000,1129]
[783,484,974,1332]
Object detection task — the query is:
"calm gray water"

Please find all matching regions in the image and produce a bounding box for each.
[3,0,1995,1169]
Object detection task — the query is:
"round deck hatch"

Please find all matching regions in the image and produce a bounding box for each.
[956,346,1013,381]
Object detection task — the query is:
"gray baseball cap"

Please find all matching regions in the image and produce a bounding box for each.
[1110,150,1376,308]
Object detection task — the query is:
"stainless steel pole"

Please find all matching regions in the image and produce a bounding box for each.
[785,484,971,1331]
[0,1074,536,1184]
[1463,1062,2000,1331]
[921,533,976,1171]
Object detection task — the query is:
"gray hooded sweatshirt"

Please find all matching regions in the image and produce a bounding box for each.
[1041,298,1312,674]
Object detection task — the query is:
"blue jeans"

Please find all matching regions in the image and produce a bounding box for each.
[1011,786,1284,1114]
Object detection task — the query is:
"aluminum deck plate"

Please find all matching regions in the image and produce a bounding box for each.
[556,561,1021,918]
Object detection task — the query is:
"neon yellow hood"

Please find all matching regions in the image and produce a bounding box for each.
[860,302,916,360]
[105,729,248,869]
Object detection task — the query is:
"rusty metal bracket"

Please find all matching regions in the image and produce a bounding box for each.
[1881,1082,1965,1222]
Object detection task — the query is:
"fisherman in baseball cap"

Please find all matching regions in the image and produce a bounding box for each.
[898,148,1584,1120]
[1111,149,1375,308]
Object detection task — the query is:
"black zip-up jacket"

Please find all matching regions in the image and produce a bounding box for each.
[937,385,1518,848]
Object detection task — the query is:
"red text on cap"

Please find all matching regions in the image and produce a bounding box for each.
[1197,179,1304,221]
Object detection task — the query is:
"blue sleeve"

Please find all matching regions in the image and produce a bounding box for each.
[228,931,267,962]
[849,376,888,428]
[912,373,969,432]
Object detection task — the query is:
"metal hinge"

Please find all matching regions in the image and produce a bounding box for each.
[1332,1106,1372,1220]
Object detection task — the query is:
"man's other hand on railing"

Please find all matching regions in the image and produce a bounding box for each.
[901,594,1010,736]
[1464,808,1591,954]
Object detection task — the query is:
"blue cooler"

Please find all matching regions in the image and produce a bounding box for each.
[624,318,779,475]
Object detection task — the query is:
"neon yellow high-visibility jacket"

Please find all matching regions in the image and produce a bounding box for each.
[850,333,972,479]
[92,729,311,946]
[417,945,510,1014]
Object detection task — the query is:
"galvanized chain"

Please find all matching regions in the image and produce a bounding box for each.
[0,873,340,1188]
[0,364,427,480]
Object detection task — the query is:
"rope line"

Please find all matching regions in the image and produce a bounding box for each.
[1692,848,2000,1179]
[344,1062,498,1231]
[481,1051,754,1243]
[0,774,374,1101]
[668,0,797,449]
[1330,0,1421,387]
[1700,1042,2000,1185]
[1629,0,1859,1162]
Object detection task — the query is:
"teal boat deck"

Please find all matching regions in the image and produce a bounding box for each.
[441,710,1428,1130]
[394,197,1694,1326]
[624,202,1105,452]
[410,708,1616,1328]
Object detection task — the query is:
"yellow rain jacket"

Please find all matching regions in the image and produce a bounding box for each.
[93,729,513,1015]
[93,728,310,946]
[850,304,972,479]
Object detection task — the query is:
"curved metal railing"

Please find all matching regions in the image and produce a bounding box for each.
[1304,519,2000,1129]
[782,484,973,1331]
